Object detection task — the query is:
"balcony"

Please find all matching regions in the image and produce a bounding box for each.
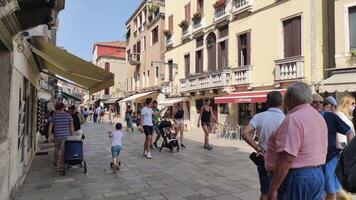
[180,70,231,93]
[214,6,229,23]
[232,0,252,15]
[182,26,191,40]
[274,56,304,81]
[166,35,173,47]
[192,18,204,34]
[128,53,141,65]
[231,66,252,85]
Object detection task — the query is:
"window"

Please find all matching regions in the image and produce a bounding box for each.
[196,36,203,48]
[156,66,159,78]
[283,16,301,58]
[168,60,173,81]
[168,15,174,33]
[143,36,146,51]
[152,26,159,44]
[237,32,250,66]
[195,50,203,73]
[349,6,356,50]
[105,62,110,71]
[147,70,150,86]
[197,0,204,14]
[207,32,217,71]
[218,40,228,69]
[155,66,159,85]
[184,54,190,77]
[143,72,146,87]
[185,3,191,22]
[219,104,229,114]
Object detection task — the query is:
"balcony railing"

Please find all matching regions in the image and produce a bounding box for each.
[231,66,252,85]
[180,71,231,93]
[232,0,252,14]
[166,36,172,47]
[129,53,141,65]
[275,56,304,81]
[182,26,190,40]
[192,18,204,33]
[214,6,228,22]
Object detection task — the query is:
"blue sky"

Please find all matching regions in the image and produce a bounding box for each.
[57,0,142,61]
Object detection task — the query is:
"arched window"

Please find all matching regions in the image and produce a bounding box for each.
[206,32,217,71]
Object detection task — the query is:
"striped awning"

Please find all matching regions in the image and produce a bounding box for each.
[215,89,286,104]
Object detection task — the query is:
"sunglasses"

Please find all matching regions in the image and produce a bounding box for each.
[312,101,324,104]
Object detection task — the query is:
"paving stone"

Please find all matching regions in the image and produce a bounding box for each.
[103,190,127,198]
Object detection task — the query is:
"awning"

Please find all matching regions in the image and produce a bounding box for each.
[119,91,155,103]
[62,92,81,102]
[104,98,121,104]
[31,37,114,94]
[319,73,356,93]
[158,97,189,107]
[215,89,286,104]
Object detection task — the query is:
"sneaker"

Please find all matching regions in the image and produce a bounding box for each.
[153,142,158,148]
[181,144,186,148]
[146,152,152,159]
[112,165,117,173]
[143,151,147,157]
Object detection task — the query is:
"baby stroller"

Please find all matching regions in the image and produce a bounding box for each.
[64,140,87,175]
[158,120,179,153]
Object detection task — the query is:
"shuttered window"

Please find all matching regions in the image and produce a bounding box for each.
[349,6,356,50]
[283,16,301,58]
[196,36,204,48]
[168,15,174,33]
[237,32,251,66]
[152,26,159,44]
[168,60,173,81]
[218,40,228,69]
[185,54,190,77]
[195,50,203,73]
[185,3,191,22]
[197,0,204,13]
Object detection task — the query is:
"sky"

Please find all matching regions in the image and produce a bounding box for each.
[57,0,142,61]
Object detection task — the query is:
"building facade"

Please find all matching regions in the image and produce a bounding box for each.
[165,0,333,127]
[319,0,356,101]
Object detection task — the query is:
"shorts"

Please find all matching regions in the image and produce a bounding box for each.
[176,119,185,127]
[257,161,270,194]
[201,121,211,127]
[322,156,341,193]
[153,125,160,135]
[143,125,153,136]
[54,137,66,153]
[278,167,324,200]
[111,145,121,158]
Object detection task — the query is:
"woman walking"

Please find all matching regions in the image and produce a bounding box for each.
[336,95,355,149]
[125,105,134,132]
[174,103,186,148]
[197,99,216,150]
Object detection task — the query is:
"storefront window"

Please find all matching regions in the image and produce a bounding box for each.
[219,103,229,114]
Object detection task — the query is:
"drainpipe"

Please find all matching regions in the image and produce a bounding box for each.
[310,0,317,85]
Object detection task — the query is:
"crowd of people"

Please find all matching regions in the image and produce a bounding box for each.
[241,82,356,200]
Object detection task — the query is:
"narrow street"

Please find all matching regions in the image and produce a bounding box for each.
[14,121,259,200]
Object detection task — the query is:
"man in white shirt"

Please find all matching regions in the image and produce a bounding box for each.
[109,123,124,173]
[140,98,154,159]
[241,91,285,200]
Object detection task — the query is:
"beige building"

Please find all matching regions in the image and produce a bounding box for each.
[121,0,169,112]
[319,0,356,100]
[165,0,333,127]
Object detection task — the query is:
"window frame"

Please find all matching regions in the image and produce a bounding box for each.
[151,25,159,45]
[345,3,356,53]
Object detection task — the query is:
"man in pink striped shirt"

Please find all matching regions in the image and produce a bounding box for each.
[266,82,328,200]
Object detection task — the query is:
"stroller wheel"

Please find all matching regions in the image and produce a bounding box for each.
[83,161,87,174]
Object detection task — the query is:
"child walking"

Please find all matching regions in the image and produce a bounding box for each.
[108,123,124,173]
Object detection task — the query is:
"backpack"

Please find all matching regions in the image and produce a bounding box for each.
[335,136,356,193]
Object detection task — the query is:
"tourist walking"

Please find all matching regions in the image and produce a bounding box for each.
[108,123,124,173]
[174,103,186,148]
[197,99,216,150]
[311,94,354,200]
[125,105,134,132]
[140,98,154,159]
[241,91,285,200]
[48,102,74,174]
[68,105,84,140]
[152,101,162,148]
[82,108,89,122]
[266,82,327,200]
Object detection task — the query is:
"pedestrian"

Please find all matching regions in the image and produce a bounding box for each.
[197,99,216,150]
[241,91,285,200]
[83,108,89,122]
[108,123,124,173]
[139,98,155,159]
[266,82,327,200]
[48,102,74,174]
[311,93,354,200]
[67,105,84,140]
[324,96,338,112]
[152,101,162,148]
[125,105,134,132]
[93,107,98,123]
[99,106,105,123]
[174,103,186,148]
[135,111,141,130]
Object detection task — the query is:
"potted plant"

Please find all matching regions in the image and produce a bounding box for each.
[148,4,160,14]
[192,11,202,22]
[213,0,225,9]
[351,49,356,56]
[179,20,189,29]
[163,29,172,37]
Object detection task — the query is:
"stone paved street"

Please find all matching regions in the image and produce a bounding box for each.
[13,121,263,200]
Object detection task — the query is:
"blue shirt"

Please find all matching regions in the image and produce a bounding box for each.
[322,112,351,161]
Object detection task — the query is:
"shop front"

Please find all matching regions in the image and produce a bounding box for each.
[319,71,356,102]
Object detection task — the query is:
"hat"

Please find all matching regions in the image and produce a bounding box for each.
[325,96,337,107]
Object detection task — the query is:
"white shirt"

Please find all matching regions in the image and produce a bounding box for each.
[336,111,354,145]
[96,107,101,115]
[141,107,153,126]
[249,108,285,150]
[111,130,124,146]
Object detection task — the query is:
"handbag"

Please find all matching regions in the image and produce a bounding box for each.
[249,152,264,166]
